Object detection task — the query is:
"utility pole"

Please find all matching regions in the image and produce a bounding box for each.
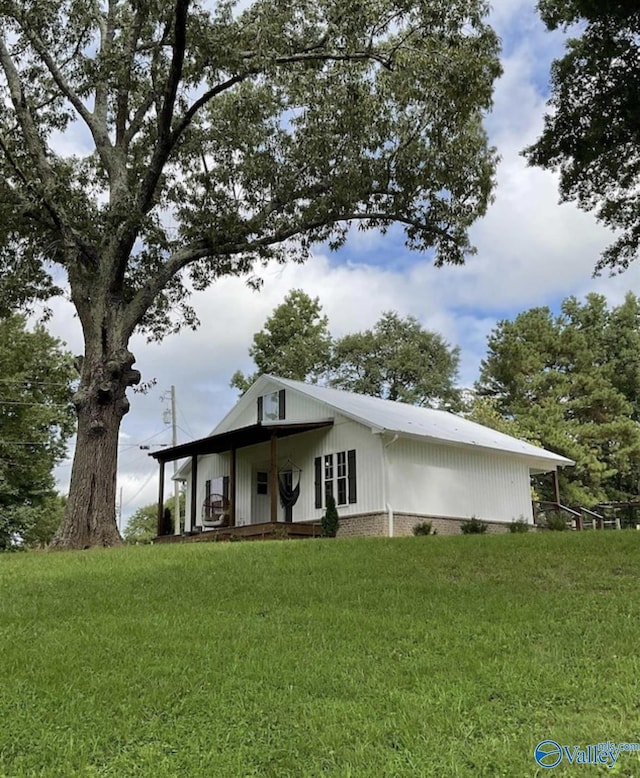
[171,385,181,535]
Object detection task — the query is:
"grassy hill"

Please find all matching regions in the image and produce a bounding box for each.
[1,533,639,777]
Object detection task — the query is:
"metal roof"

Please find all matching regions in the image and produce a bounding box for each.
[268,376,574,468]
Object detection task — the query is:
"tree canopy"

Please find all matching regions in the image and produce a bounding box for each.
[0,0,501,547]
[0,315,74,549]
[330,312,461,408]
[525,1,640,272]
[233,295,461,409]
[230,290,332,392]
[124,494,184,544]
[476,293,640,506]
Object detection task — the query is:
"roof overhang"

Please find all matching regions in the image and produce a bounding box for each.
[375,428,575,473]
[150,419,334,464]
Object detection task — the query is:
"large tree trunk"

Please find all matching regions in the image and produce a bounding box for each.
[51,334,141,550]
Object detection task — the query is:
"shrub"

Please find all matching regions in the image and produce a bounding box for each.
[321,495,339,537]
[460,517,488,534]
[509,519,530,533]
[413,521,434,536]
[545,512,569,531]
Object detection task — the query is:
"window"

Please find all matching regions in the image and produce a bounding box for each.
[256,471,268,495]
[324,454,334,503]
[257,389,286,422]
[315,449,357,508]
[337,451,347,505]
[263,391,279,421]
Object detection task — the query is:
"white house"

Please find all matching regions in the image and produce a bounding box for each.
[151,375,574,537]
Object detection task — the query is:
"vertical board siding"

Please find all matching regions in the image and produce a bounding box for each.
[196,416,384,525]
[387,438,533,523]
[214,379,334,433]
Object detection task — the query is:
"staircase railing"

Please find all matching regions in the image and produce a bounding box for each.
[579,507,605,530]
[533,501,582,529]
[533,502,609,530]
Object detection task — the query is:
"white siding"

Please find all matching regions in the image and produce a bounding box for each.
[214,378,334,434]
[387,438,533,523]
[185,414,383,527]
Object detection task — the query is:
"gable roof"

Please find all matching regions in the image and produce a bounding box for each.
[260,375,574,469]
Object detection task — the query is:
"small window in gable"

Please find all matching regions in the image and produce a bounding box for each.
[258,389,286,422]
[263,391,279,420]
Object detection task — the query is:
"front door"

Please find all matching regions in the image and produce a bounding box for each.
[253,469,271,524]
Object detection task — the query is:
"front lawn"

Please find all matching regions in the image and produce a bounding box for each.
[1,532,639,776]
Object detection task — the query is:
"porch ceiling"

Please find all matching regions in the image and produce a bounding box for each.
[149,419,334,463]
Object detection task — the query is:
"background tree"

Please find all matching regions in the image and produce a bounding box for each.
[123,493,185,545]
[476,293,640,506]
[230,290,332,392]
[329,312,462,409]
[0,0,501,548]
[462,394,540,445]
[0,316,74,550]
[525,1,640,272]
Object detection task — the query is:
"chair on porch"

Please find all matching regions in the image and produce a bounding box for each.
[201,494,231,528]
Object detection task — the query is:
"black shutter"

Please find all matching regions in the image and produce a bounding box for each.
[347,449,357,504]
[257,395,263,422]
[278,389,286,420]
[222,476,229,500]
[314,456,322,509]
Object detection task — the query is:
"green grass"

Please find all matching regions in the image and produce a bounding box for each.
[1,533,640,777]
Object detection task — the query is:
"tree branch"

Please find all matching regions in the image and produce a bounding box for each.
[18,29,113,166]
[116,2,147,146]
[136,0,190,214]
[0,39,99,266]
[0,41,66,226]
[121,197,452,340]
[273,50,394,70]
[95,0,116,127]
[168,72,254,147]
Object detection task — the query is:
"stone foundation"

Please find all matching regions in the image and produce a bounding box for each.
[335,511,515,537]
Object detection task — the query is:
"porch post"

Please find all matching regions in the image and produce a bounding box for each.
[270,433,278,523]
[157,459,165,536]
[552,469,561,505]
[229,448,236,527]
[190,455,198,531]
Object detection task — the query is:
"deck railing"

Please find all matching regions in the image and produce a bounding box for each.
[533,502,612,530]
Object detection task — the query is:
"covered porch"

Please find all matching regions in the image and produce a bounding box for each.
[153,521,322,543]
[150,419,333,538]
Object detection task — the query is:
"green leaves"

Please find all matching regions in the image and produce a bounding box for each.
[0,315,75,547]
[231,289,332,391]
[330,312,461,408]
[526,1,640,272]
[0,0,500,337]
[233,296,461,409]
[476,293,640,505]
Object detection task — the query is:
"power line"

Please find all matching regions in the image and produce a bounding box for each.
[0,378,72,387]
[0,441,56,445]
[177,404,195,438]
[0,400,70,407]
[121,469,156,510]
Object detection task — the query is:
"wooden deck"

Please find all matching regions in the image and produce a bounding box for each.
[154,521,322,544]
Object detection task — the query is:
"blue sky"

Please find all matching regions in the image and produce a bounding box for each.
[46,1,640,523]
